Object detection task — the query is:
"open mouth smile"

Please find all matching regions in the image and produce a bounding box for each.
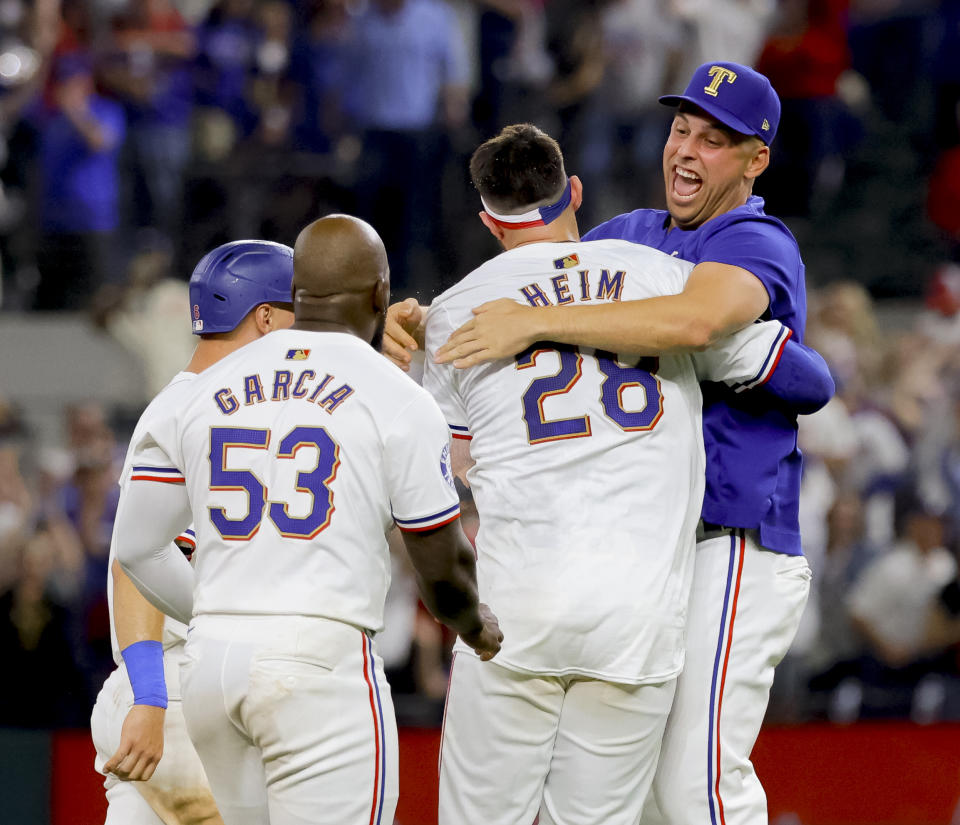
[671,167,702,201]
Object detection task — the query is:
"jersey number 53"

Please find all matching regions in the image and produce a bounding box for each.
[208,425,339,541]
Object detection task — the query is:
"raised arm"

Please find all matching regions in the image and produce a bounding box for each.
[435,261,768,367]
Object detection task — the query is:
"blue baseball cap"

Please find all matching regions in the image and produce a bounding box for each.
[659,61,780,145]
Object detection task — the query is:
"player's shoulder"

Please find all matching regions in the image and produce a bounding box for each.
[578,237,686,267]
[705,197,800,250]
[584,208,668,243]
[133,371,197,433]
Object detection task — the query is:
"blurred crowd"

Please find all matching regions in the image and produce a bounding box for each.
[0,0,957,309]
[2,0,960,728]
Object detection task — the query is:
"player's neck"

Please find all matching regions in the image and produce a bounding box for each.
[185,338,248,373]
[292,292,380,343]
[501,223,580,251]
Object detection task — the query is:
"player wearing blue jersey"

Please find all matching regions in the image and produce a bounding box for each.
[389,63,829,825]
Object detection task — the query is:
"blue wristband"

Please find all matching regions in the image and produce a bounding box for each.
[121,640,168,709]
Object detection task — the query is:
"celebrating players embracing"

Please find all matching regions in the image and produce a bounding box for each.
[421,124,831,825]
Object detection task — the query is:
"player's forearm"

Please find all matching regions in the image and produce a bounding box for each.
[402,523,484,637]
[112,559,165,649]
[536,294,728,355]
[760,340,835,414]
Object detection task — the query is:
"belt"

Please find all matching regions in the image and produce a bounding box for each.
[697,519,736,541]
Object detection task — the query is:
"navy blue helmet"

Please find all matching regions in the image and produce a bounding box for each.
[189,240,294,335]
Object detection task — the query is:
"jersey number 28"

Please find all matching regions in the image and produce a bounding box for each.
[517,346,663,444]
[208,425,339,541]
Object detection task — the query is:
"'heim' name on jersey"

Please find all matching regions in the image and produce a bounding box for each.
[520,264,626,307]
[212,369,354,416]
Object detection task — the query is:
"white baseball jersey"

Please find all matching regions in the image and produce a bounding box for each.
[107,371,195,666]
[123,328,459,633]
[423,239,791,684]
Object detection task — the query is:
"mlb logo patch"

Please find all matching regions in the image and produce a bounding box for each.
[286,348,311,360]
[554,254,580,269]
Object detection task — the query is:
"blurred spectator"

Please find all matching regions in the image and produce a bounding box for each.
[806,491,879,717]
[57,402,120,562]
[100,0,195,242]
[847,499,958,716]
[91,236,194,397]
[0,402,31,557]
[290,0,353,153]
[756,0,862,216]
[581,0,681,220]
[0,528,90,727]
[193,0,259,158]
[247,0,295,148]
[345,0,470,295]
[672,0,776,85]
[34,52,125,310]
[542,0,605,208]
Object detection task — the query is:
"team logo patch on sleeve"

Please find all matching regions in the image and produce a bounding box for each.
[440,443,456,492]
[554,254,580,270]
[285,348,311,360]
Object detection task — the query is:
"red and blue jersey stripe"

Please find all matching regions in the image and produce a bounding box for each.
[130,465,185,484]
[393,503,460,533]
[707,530,746,825]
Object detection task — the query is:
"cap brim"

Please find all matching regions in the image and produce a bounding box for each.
[658,94,761,142]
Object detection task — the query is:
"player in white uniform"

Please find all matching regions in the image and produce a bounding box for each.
[113,215,502,825]
[90,239,297,825]
[423,125,821,825]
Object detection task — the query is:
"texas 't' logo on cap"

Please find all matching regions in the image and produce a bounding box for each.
[704,65,737,97]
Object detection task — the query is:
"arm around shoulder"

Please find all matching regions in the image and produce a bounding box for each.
[759,339,836,414]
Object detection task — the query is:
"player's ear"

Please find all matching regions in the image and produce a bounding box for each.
[253,303,272,335]
[373,276,389,314]
[745,142,769,180]
[569,175,583,212]
[479,211,505,242]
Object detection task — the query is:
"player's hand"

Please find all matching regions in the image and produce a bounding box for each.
[460,603,503,661]
[103,704,165,782]
[434,299,540,368]
[383,298,427,371]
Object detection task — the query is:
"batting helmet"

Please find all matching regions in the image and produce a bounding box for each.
[189,240,294,334]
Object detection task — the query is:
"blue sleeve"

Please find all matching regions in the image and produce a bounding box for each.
[760,339,835,414]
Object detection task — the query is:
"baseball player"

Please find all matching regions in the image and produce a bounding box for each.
[423,124,832,825]
[410,64,828,825]
[113,215,502,825]
[90,239,297,825]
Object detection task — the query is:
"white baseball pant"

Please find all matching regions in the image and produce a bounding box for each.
[439,654,676,825]
[91,646,222,825]
[179,614,397,825]
[643,528,811,825]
